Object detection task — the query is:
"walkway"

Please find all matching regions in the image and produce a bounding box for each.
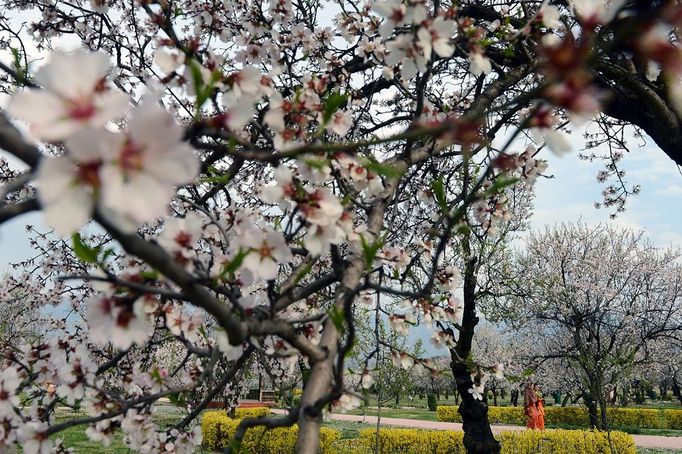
[271,409,682,449]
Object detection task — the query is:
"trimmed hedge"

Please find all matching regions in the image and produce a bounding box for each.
[437,405,682,429]
[359,428,635,454]
[497,429,635,454]
[668,409,682,430]
[202,410,340,452]
[359,428,466,453]
[234,406,272,419]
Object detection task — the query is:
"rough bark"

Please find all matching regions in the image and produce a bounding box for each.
[449,253,500,454]
[593,57,682,166]
[582,390,601,429]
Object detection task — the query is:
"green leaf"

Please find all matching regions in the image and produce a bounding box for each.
[322,91,347,124]
[431,178,448,212]
[294,262,313,285]
[71,233,98,263]
[188,60,205,102]
[168,392,186,407]
[488,176,520,195]
[304,157,331,171]
[196,174,234,185]
[139,270,159,281]
[456,223,470,235]
[360,234,384,270]
[188,60,222,114]
[10,48,26,85]
[365,161,403,179]
[221,249,249,278]
[101,248,116,262]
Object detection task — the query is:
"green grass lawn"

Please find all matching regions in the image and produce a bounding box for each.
[51,409,198,453]
[348,406,439,421]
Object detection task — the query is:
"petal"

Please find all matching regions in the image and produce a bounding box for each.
[128,97,183,148]
[145,144,199,185]
[65,128,120,163]
[259,259,278,280]
[6,90,64,125]
[35,50,110,99]
[43,186,94,235]
[100,167,171,224]
[36,157,77,205]
[91,90,130,126]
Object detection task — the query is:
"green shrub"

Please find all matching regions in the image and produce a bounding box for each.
[358,428,635,454]
[202,410,340,452]
[427,394,437,412]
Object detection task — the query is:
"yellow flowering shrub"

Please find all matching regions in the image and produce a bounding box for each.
[438,405,678,429]
[202,410,340,452]
[358,428,635,454]
[607,408,662,429]
[436,406,462,423]
[498,429,635,454]
[664,409,682,429]
[543,407,590,426]
[359,428,466,454]
[234,407,272,419]
[488,407,526,425]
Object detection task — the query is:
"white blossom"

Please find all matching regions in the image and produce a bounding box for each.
[7,50,128,141]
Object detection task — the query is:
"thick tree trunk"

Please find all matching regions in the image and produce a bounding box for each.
[453,364,501,454]
[492,389,498,407]
[598,395,609,430]
[672,376,682,405]
[582,390,601,429]
[448,254,500,454]
[561,394,570,407]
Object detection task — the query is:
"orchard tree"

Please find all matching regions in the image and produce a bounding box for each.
[501,223,682,429]
[638,338,682,405]
[2,1,682,453]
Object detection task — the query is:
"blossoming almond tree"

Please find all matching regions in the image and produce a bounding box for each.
[0,1,682,453]
[496,222,682,430]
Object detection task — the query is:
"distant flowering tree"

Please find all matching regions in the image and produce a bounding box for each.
[500,223,682,429]
[1,1,682,453]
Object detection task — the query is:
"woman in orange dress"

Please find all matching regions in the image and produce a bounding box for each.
[534,384,545,430]
[524,382,539,429]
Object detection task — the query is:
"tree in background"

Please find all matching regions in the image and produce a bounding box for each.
[501,223,682,429]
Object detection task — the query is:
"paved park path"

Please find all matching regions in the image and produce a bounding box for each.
[272,409,682,449]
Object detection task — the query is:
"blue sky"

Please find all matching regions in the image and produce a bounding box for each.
[530,135,682,249]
